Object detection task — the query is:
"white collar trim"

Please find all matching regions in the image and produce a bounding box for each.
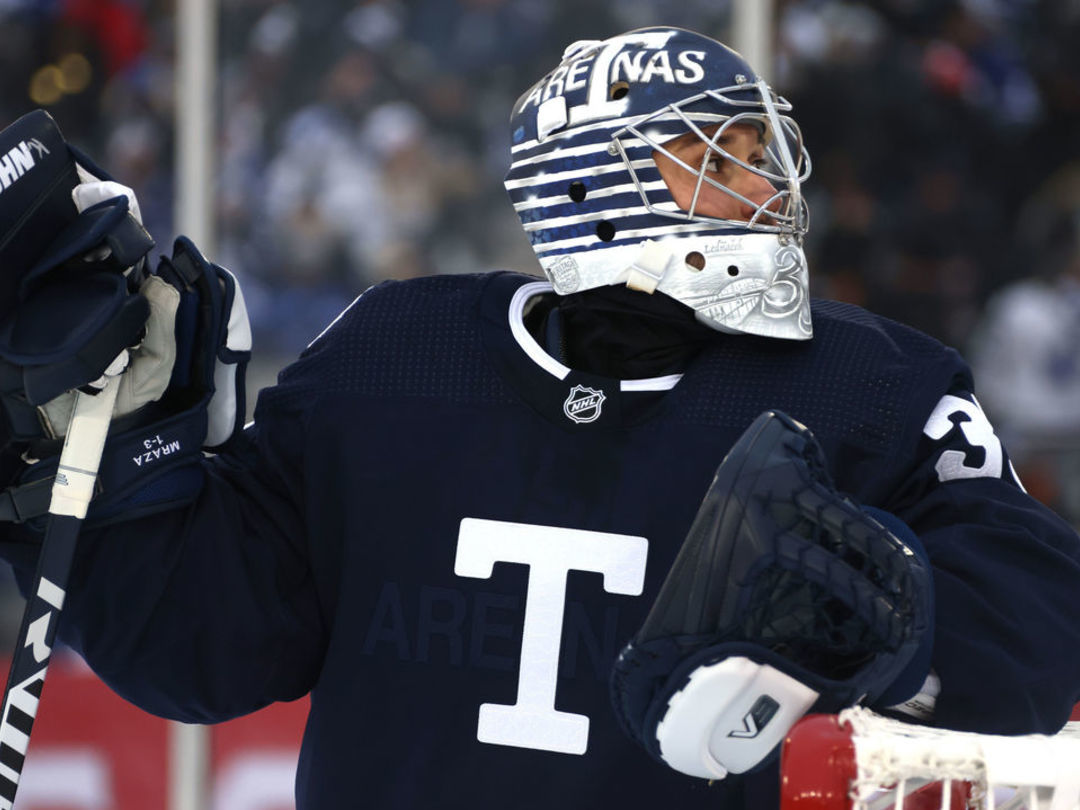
[507,280,683,392]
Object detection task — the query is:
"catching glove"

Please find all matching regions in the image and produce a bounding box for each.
[609,410,934,780]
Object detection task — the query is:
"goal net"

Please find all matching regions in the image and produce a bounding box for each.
[780,708,1080,810]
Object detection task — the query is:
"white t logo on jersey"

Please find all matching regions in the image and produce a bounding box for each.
[455,518,648,755]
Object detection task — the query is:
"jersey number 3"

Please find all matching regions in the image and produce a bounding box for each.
[923,394,1003,482]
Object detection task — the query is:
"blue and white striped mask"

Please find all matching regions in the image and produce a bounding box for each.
[504,27,813,340]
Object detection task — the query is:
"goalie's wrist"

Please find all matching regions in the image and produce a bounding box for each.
[860,506,936,712]
[654,655,819,780]
[5,400,211,530]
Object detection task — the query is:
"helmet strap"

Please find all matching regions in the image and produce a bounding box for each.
[625,240,674,294]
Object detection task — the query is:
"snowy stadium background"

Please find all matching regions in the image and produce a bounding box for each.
[1,0,1080,807]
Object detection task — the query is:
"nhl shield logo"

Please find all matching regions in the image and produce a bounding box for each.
[563,385,606,424]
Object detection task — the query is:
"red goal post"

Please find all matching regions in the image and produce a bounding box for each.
[780,708,1080,810]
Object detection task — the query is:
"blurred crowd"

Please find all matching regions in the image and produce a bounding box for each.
[0,0,1079,532]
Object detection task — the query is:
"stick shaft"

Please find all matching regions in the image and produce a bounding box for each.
[0,381,120,808]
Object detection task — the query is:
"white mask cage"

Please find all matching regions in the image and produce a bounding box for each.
[610,80,811,239]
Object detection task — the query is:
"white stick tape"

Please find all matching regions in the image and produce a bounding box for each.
[49,379,121,519]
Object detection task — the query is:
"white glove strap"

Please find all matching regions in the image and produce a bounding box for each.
[204,267,252,448]
[655,656,819,780]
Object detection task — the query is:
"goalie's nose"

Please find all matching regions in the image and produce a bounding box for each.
[732,168,782,224]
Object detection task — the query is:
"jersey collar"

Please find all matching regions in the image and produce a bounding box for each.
[480,272,682,429]
[506,279,683,392]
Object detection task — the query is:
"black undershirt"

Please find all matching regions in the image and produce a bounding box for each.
[523,285,719,379]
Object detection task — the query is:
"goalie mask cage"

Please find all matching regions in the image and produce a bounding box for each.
[780,708,1080,810]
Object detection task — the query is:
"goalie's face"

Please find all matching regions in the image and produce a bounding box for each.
[653,122,781,224]
[504,27,814,339]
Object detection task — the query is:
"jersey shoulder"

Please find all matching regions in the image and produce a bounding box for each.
[309,272,493,344]
[270,272,533,404]
[810,296,975,428]
[677,298,972,477]
[809,298,965,370]
[307,271,537,346]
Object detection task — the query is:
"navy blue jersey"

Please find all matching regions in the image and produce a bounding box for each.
[7,271,1080,809]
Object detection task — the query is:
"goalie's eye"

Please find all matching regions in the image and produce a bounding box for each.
[702,147,766,178]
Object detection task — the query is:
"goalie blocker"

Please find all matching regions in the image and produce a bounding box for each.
[610,410,934,780]
[0,108,255,807]
[0,236,253,528]
[0,110,252,529]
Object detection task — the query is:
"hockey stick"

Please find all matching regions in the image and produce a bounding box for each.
[0,371,123,809]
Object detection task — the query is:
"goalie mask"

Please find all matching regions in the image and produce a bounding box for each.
[505,27,813,339]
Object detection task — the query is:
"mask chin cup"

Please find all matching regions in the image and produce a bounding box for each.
[654,656,819,780]
[589,232,810,339]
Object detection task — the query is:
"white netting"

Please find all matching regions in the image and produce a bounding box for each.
[841,708,1080,810]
